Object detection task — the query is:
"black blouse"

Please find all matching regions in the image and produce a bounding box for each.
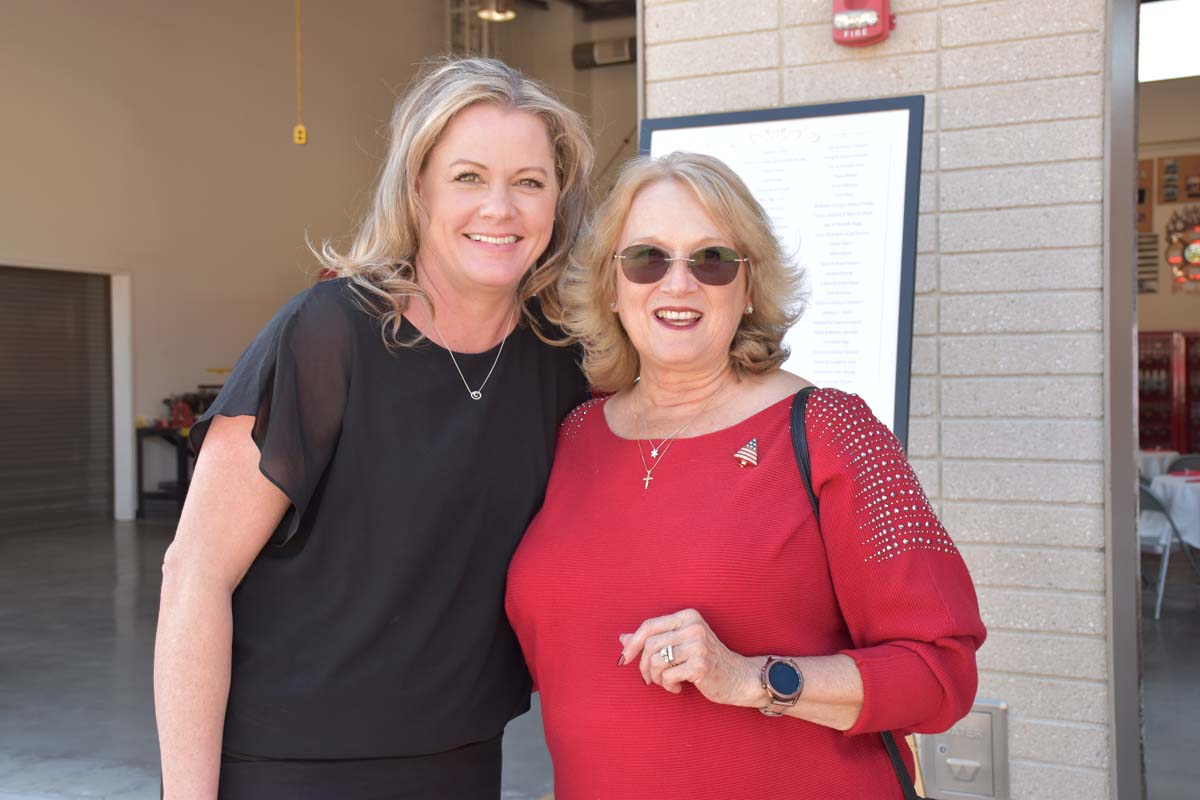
[190,278,588,760]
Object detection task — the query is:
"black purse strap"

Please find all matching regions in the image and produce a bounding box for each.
[789,388,923,800]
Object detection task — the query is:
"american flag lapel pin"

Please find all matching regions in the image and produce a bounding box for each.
[734,437,758,468]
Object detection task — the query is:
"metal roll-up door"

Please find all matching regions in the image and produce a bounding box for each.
[0,266,113,533]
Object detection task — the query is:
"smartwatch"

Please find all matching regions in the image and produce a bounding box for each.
[759,656,803,716]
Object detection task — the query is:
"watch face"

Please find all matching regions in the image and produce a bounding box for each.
[768,661,801,697]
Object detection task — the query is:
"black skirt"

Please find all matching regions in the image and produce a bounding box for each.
[216,735,503,800]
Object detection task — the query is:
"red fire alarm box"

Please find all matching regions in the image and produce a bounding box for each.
[833,0,896,47]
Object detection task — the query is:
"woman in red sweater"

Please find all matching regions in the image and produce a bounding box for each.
[505,152,986,799]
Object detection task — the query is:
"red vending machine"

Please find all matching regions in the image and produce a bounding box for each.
[1138,331,1195,452]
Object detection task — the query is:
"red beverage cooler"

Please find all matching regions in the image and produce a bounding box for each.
[1138,331,1196,452]
[1187,333,1200,453]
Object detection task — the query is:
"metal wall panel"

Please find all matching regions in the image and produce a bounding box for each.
[0,266,113,533]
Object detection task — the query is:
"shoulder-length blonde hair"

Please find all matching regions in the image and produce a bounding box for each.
[315,57,594,344]
[560,152,803,392]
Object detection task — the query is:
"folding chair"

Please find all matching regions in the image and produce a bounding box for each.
[1139,486,1200,620]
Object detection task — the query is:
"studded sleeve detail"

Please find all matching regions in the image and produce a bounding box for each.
[806,388,986,737]
[806,389,957,563]
[558,396,604,441]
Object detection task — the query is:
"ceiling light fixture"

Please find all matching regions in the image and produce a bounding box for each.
[477,0,516,22]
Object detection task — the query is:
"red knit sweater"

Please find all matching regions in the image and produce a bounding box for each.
[506,389,985,800]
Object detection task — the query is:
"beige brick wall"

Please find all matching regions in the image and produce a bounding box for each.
[642,0,1111,795]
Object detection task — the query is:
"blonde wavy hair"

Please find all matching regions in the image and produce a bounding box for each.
[560,152,803,392]
[314,57,594,344]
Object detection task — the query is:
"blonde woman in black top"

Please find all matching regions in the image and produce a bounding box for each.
[153,58,593,799]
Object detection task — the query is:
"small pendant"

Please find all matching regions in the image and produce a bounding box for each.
[470,390,482,400]
[642,472,653,490]
[650,448,659,458]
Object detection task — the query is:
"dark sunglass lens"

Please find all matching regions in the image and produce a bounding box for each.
[620,245,669,283]
[691,247,741,285]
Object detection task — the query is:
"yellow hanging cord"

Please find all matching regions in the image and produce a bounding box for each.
[293,0,307,144]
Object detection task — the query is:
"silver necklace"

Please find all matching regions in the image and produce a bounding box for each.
[633,378,726,489]
[429,302,517,401]
[645,415,697,459]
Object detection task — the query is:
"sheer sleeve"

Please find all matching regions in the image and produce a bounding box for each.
[190,280,355,545]
[805,389,986,736]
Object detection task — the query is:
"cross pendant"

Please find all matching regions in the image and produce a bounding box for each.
[642,472,653,490]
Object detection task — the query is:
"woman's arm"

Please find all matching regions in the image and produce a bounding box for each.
[750,653,863,730]
[154,415,290,799]
[806,389,985,736]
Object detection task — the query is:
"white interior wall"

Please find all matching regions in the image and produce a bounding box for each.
[572,17,641,194]
[0,1,446,495]
[1138,76,1200,331]
[493,6,638,195]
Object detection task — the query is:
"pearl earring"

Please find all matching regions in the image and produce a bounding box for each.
[744,305,753,315]
[609,302,618,312]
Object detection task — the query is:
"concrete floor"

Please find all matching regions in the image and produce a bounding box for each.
[1142,557,1200,800]
[1,520,1197,799]
[0,520,553,800]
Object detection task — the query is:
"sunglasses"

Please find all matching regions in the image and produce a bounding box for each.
[613,244,748,286]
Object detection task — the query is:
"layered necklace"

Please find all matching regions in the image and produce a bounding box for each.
[428,301,518,401]
[633,377,726,490]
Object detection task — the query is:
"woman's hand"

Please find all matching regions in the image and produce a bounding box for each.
[618,608,761,708]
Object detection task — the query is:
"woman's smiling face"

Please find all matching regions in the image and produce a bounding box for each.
[613,179,749,379]
[415,103,559,295]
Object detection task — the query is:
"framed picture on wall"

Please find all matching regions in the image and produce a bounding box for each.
[1158,155,1200,204]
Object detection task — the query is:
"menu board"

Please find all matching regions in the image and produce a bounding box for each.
[642,97,923,445]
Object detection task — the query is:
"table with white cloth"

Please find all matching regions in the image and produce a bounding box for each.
[1142,474,1200,550]
[1139,450,1180,479]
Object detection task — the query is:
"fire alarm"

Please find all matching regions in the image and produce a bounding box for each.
[833,1,897,47]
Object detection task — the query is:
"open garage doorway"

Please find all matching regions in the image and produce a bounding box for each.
[1133,3,1200,798]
